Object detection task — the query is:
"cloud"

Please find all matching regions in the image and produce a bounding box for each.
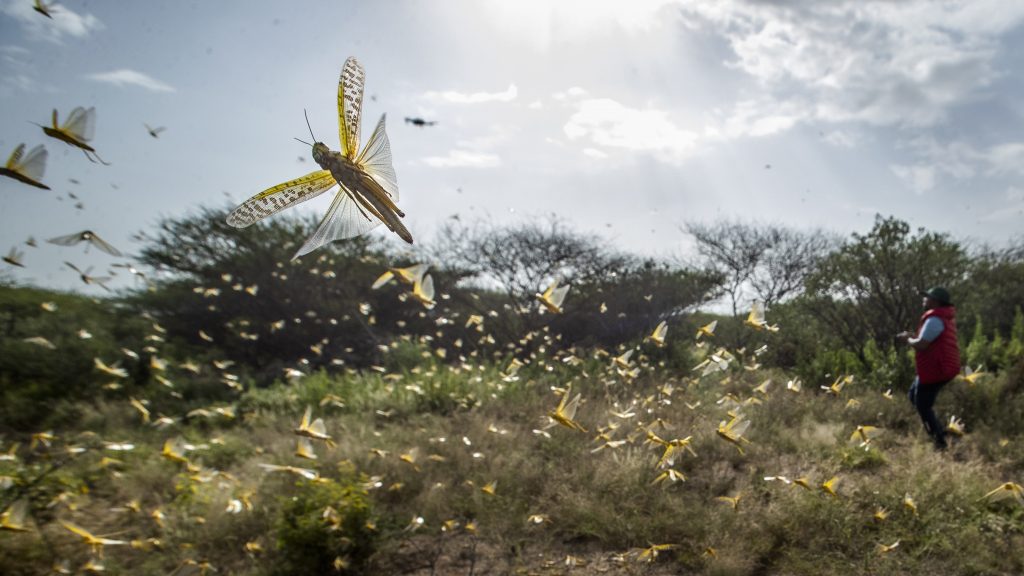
[478,0,681,50]
[678,0,1024,129]
[888,137,1024,195]
[986,143,1024,175]
[889,137,983,194]
[889,164,936,195]
[421,150,501,168]
[423,84,517,104]
[707,98,806,140]
[563,98,698,164]
[979,186,1024,222]
[552,87,589,101]
[821,129,859,149]
[85,69,176,93]
[1,0,103,43]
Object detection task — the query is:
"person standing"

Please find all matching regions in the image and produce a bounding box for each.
[897,287,961,450]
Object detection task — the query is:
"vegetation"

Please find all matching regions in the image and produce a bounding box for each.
[1,210,1022,574]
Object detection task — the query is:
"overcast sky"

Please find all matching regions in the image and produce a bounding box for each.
[2,0,1024,292]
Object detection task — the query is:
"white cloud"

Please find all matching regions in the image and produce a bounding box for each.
[1,0,103,43]
[421,150,501,168]
[553,87,589,101]
[86,69,176,93]
[479,0,680,50]
[986,143,1024,175]
[980,187,1024,222]
[678,0,1024,129]
[890,164,936,195]
[707,98,806,140]
[423,84,517,104]
[887,136,1024,196]
[563,98,698,164]
[821,130,859,149]
[582,147,608,159]
[889,137,984,194]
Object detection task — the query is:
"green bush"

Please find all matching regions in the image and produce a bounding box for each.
[273,471,378,575]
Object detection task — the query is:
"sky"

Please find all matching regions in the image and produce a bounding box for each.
[2,0,1024,292]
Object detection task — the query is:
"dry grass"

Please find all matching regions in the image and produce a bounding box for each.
[2,354,1024,575]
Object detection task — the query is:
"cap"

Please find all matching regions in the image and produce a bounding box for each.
[919,287,952,306]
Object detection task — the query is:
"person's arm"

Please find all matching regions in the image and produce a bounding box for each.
[906,317,944,351]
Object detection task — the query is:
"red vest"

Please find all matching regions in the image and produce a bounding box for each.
[915,306,960,385]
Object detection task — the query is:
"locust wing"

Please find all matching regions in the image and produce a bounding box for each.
[48,232,86,247]
[5,144,25,169]
[0,144,50,189]
[293,183,383,259]
[356,114,398,201]
[86,232,123,257]
[63,107,96,143]
[338,57,365,159]
[227,170,336,227]
[16,145,48,182]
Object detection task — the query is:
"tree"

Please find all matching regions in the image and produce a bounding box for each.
[965,316,989,368]
[955,238,1024,339]
[432,217,630,307]
[429,217,633,340]
[684,220,834,315]
[802,215,968,354]
[429,217,721,351]
[134,207,414,379]
[1006,306,1024,363]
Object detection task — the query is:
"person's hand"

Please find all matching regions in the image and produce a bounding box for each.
[896,331,912,341]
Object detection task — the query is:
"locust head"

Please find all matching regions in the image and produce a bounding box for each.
[311,142,330,166]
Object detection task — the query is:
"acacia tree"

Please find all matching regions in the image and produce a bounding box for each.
[134,207,412,378]
[684,220,835,314]
[802,215,968,353]
[430,217,721,348]
[432,217,630,306]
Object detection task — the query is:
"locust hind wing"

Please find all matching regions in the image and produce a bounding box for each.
[417,274,435,302]
[337,57,365,159]
[729,419,751,438]
[17,145,48,182]
[86,233,123,257]
[356,114,398,201]
[748,301,766,325]
[64,107,96,143]
[550,285,570,308]
[49,232,84,247]
[227,170,335,228]
[293,184,382,259]
[308,418,328,438]
[397,263,429,284]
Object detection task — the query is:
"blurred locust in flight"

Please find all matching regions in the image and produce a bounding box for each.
[0,144,50,189]
[33,0,55,18]
[37,107,111,165]
[228,57,409,259]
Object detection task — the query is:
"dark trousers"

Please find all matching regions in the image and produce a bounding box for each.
[908,377,949,449]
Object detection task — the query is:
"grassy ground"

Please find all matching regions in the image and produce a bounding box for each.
[2,351,1023,575]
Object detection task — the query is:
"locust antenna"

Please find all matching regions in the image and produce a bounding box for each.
[294,137,312,146]
[304,109,317,143]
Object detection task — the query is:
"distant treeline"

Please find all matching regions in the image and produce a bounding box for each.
[1,209,1021,430]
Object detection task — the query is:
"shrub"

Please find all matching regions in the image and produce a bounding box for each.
[272,471,378,575]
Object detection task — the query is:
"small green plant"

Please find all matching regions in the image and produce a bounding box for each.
[273,471,378,575]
